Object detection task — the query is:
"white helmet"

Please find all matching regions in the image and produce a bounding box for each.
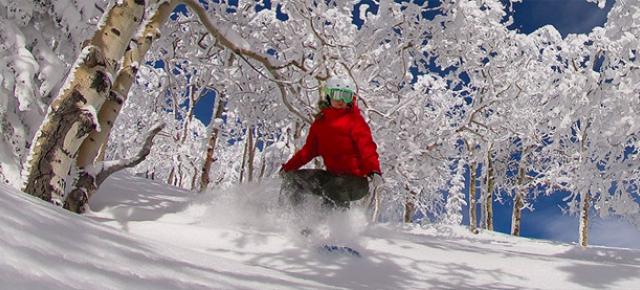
[325,76,356,91]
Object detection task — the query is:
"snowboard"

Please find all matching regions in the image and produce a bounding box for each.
[319,244,361,258]
[298,228,361,258]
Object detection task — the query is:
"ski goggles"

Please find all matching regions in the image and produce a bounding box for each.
[324,88,354,104]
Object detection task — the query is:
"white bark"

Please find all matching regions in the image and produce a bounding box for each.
[22,0,145,204]
[65,0,175,210]
[511,165,526,236]
[579,191,591,247]
[484,150,494,231]
[469,162,478,233]
[78,0,177,166]
[198,92,225,192]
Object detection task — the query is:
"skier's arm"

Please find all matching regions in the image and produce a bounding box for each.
[352,114,381,176]
[282,124,319,171]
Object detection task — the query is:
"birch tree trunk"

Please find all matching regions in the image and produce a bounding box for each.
[404,186,417,223]
[369,188,381,223]
[578,123,592,247]
[167,167,176,186]
[468,162,478,233]
[484,149,494,231]
[579,191,591,247]
[65,1,177,211]
[22,0,145,204]
[239,135,249,184]
[258,147,267,180]
[247,127,255,183]
[189,159,199,191]
[511,166,526,236]
[198,92,225,192]
[80,0,177,165]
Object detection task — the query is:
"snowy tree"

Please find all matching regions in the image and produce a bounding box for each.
[0,0,107,188]
[444,159,467,225]
[22,0,145,204]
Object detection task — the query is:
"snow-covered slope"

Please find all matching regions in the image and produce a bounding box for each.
[2,174,640,289]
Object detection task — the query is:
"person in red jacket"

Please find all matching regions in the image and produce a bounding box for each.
[280,76,383,209]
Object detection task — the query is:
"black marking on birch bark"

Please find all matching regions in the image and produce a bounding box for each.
[91,70,111,94]
[71,89,87,104]
[134,0,145,6]
[108,91,118,101]
[24,86,93,201]
[111,28,121,37]
[61,147,73,157]
[76,109,97,139]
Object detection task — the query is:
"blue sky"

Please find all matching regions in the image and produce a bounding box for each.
[509,0,614,37]
[186,0,640,248]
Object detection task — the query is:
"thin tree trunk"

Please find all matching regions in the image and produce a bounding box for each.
[511,166,525,236]
[403,185,417,223]
[578,122,591,247]
[239,136,249,184]
[484,149,494,231]
[404,200,415,223]
[579,191,590,247]
[369,188,380,223]
[22,0,145,204]
[167,167,175,185]
[258,141,267,180]
[180,84,199,144]
[176,163,183,187]
[247,127,255,182]
[190,161,198,191]
[198,93,225,192]
[468,162,478,233]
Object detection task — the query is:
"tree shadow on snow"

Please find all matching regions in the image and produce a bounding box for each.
[554,246,640,289]
[87,173,195,231]
[242,245,417,290]
[2,187,324,290]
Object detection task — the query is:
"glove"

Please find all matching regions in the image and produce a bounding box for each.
[367,172,384,191]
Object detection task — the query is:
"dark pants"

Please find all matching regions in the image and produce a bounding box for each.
[280,169,369,209]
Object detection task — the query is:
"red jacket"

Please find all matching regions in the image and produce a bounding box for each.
[282,101,381,177]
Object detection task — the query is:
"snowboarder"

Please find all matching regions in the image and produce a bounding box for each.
[280,75,383,210]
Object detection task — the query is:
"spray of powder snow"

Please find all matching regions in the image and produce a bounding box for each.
[185,178,370,246]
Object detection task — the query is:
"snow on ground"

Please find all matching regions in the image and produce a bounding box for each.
[2,173,640,289]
